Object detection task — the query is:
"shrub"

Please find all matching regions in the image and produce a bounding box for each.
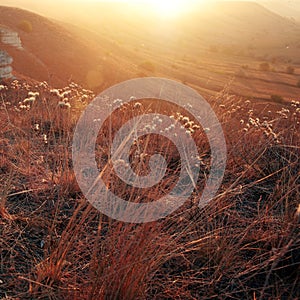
[17,20,33,33]
[259,62,270,72]
[286,66,295,74]
[271,94,284,103]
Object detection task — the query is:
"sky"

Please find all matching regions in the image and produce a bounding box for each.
[1,0,300,20]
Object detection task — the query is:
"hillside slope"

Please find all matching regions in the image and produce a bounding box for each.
[0,6,132,89]
[262,0,300,21]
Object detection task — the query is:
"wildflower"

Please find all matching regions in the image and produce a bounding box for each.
[58,101,71,108]
[19,104,28,110]
[262,121,269,128]
[134,102,142,109]
[28,91,39,97]
[50,89,60,96]
[113,99,123,105]
[39,81,48,88]
[271,132,278,140]
[144,124,152,132]
[0,85,5,91]
[23,97,36,104]
[81,95,88,101]
[61,91,71,98]
[43,134,48,144]
[249,118,255,125]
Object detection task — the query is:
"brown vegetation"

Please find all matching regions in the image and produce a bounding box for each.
[0,80,299,299]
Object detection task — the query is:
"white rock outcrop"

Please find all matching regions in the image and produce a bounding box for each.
[0,50,13,79]
[0,26,24,80]
[0,27,23,50]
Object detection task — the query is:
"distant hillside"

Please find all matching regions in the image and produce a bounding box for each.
[0,6,132,89]
[1,2,300,99]
[261,0,300,21]
[46,1,300,59]
[179,2,300,48]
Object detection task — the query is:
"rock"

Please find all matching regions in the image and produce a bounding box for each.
[0,27,23,50]
[0,50,13,79]
[0,26,24,80]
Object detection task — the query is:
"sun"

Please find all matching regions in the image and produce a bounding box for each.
[79,0,200,18]
[146,0,195,18]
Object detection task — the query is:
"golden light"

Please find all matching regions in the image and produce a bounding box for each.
[104,0,200,19]
[147,0,189,18]
[76,0,202,19]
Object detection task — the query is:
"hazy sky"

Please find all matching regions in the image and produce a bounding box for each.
[1,0,300,20]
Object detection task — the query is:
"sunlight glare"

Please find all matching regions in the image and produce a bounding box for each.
[149,0,186,18]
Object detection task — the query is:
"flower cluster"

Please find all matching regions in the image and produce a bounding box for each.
[170,113,201,135]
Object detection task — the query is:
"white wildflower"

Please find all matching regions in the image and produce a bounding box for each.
[134,102,142,109]
[43,134,48,144]
[23,97,36,104]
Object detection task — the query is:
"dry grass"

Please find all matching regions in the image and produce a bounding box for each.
[0,80,299,299]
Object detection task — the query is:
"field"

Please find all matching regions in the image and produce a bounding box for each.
[0,1,300,299]
[0,77,299,299]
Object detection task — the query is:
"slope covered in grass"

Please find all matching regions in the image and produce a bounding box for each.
[0,79,299,299]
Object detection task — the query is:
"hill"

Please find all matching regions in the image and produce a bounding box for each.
[262,0,300,21]
[1,2,300,100]
[0,6,133,89]
[0,69,299,300]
